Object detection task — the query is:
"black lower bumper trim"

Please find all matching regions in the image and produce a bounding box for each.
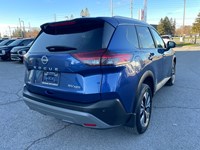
[23,86,133,126]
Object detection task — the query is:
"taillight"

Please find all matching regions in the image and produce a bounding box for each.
[101,53,133,65]
[72,50,105,66]
[72,50,133,66]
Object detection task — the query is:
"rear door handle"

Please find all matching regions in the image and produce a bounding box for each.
[148,53,154,60]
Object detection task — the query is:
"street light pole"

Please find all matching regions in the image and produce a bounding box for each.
[111,0,113,16]
[8,26,11,38]
[21,20,25,38]
[143,0,147,22]
[183,0,186,28]
[19,18,23,38]
[28,22,31,31]
[182,0,186,36]
[130,0,133,18]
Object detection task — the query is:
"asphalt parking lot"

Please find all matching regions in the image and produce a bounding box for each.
[1,50,200,150]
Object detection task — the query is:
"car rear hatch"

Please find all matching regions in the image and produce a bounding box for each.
[24,18,115,103]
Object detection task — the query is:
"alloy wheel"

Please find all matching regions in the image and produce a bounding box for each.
[140,90,151,128]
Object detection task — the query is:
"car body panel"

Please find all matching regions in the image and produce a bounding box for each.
[23,17,176,128]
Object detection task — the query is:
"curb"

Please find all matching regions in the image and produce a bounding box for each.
[174,46,200,51]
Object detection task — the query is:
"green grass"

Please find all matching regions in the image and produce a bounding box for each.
[172,37,200,47]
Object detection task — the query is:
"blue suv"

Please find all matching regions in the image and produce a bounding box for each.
[23,17,176,134]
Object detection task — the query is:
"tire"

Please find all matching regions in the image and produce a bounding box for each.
[166,62,176,86]
[125,84,152,134]
[19,58,23,63]
[1,56,9,61]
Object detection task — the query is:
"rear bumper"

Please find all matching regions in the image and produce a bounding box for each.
[23,86,135,128]
[24,97,114,128]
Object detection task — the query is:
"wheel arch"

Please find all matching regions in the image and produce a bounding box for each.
[132,70,155,113]
[173,56,176,65]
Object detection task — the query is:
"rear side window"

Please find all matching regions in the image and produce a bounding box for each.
[29,21,114,53]
[136,26,155,49]
[150,29,165,48]
[109,25,139,51]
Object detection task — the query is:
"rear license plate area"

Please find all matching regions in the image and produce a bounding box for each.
[42,71,60,86]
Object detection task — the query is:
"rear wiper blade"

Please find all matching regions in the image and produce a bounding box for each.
[46,46,77,52]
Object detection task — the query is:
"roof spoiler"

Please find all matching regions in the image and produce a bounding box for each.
[40,18,104,35]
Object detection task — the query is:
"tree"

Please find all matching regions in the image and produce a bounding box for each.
[12,28,23,38]
[65,14,74,20]
[157,19,165,34]
[25,28,40,38]
[70,14,74,19]
[12,27,40,38]
[85,8,90,17]
[157,16,176,35]
[80,8,90,17]
[175,26,192,36]
[80,9,85,17]
[170,18,176,35]
[192,12,200,35]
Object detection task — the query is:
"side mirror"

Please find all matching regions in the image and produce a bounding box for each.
[166,41,176,50]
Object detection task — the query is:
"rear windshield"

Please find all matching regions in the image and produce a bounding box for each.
[29,20,114,53]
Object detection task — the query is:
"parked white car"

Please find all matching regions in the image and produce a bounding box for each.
[161,35,173,44]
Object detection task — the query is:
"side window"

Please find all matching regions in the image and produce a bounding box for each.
[136,26,155,49]
[21,40,32,46]
[150,29,165,48]
[109,25,139,50]
[102,22,115,48]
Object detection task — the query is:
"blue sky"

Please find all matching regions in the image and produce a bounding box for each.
[0,0,200,35]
